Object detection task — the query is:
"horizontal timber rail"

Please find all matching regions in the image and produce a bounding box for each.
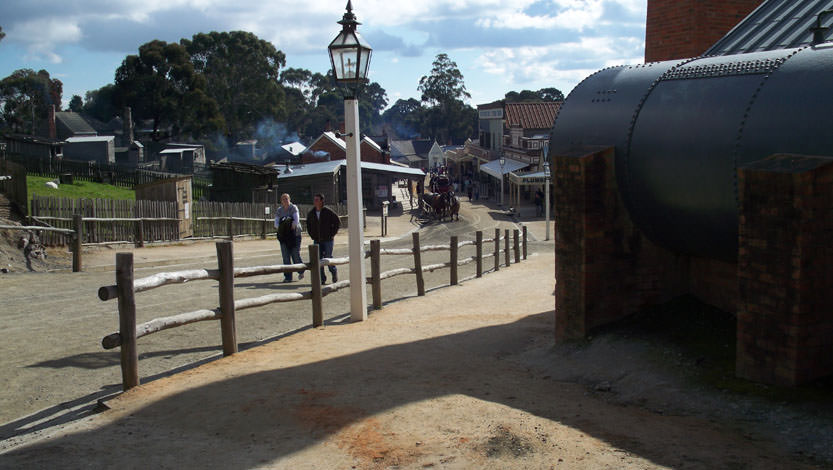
[32,216,177,222]
[0,224,75,234]
[99,226,528,391]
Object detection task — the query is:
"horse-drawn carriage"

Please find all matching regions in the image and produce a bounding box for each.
[419,190,460,222]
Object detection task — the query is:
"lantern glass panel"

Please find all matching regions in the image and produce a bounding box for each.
[335,47,359,80]
[359,46,371,79]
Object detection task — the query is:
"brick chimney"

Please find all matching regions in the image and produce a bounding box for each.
[123,106,134,146]
[645,0,764,62]
[48,105,56,140]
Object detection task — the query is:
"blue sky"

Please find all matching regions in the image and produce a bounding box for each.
[0,0,647,109]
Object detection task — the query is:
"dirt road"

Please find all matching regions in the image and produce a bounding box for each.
[2,199,831,468]
[0,202,523,431]
[3,248,830,469]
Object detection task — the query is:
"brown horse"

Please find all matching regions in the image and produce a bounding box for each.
[421,193,447,220]
[442,192,460,221]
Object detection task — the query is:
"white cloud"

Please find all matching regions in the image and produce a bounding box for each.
[0,0,648,103]
[475,33,643,91]
[476,0,605,31]
[8,18,83,63]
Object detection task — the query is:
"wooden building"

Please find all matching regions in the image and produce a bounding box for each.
[209,162,279,202]
[135,176,193,238]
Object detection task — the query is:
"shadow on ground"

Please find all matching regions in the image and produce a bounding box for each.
[4,309,825,469]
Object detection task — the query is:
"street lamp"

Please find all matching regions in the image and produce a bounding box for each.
[329,0,372,322]
[498,155,506,206]
[543,160,551,241]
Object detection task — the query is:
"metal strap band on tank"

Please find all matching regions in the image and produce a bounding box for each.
[729,46,809,207]
[620,56,699,232]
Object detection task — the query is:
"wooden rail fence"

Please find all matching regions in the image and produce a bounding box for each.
[31,196,179,245]
[31,197,358,246]
[98,227,528,390]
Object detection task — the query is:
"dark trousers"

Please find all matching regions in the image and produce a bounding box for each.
[279,235,303,280]
[318,240,337,281]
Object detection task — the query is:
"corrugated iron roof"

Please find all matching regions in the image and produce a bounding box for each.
[390,140,416,157]
[391,139,437,158]
[277,160,341,179]
[211,161,278,176]
[504,102,561,130]
[281,142,306,156]
[65,135,114,143]
[278,160,425,180]
[411,140,437,156]
[706,0,833,55]
[479,158,529,179]
[55,112,96,135]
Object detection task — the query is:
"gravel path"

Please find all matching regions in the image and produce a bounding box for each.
[0,202,523,437]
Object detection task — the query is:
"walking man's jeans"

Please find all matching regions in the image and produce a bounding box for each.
[280,235,303,281]
[318,240,337,282]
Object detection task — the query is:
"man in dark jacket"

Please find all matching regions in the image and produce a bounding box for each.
[306,193,341,283]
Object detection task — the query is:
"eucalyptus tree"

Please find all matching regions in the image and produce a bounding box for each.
[416,53,476,144]
[183,31,286,144]
[0,69,63,134]
[114,40,223,140]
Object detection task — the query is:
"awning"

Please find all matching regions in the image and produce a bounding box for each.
[278,160,425,180]
[360,161,426,179]
[479,158,528,179]
[277,160,341,179]
[445,151,475,163]
[508,170,549,185]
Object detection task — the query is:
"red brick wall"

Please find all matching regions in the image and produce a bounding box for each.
[554,147,689,339]
[736,155,833,385]
[645,0,763,62]
[360,141,386,164]
[553,146,737,340]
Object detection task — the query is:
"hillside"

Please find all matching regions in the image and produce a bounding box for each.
[0,193,71,273]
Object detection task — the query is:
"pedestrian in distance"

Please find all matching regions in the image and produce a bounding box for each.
[306,193,341,284]
[534,189,544,217]
[275,193,304,282]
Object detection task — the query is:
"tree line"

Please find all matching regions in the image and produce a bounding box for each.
[1,29,562,151]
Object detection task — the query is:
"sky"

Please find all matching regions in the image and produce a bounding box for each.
[0,0,647,110]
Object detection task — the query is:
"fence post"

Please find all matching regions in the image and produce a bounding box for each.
[371,239,382,309]
[226,217,233,240]
[522,225,528,260]
[116,253,139,390]
[135,219,144,248]
[505,229,511,267]
[475,231,483,278]
[513,229,520,264]
[72,214,83,272]
[450,235,458,286]
[216,241,237,356]
[494,228,500,272]
[413,232,425,296]
[91,203,98,242]
[309,244,323,327]
[261,217,267,240]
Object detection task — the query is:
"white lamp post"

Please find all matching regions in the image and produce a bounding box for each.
[499,155,506,207]
[329,0,372,322]
[543,160,551,241]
